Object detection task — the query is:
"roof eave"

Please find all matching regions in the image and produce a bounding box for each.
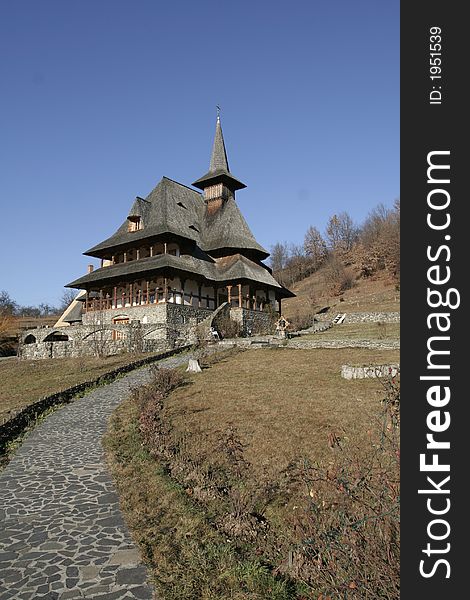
[192,171,246,191]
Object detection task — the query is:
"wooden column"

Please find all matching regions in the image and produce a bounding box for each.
[164,277,168,302]
[124,252,127,263]
[112,255,116,265]
[181,279,186,305]
[278,298,282,315]
[130,283,133,306]
[85,290,89,313]
[146,281,150,304]
[136,248,140,260]
[227,285,232,305]
[198,284,202,308]
[113,287,117,309]
[164,242,167,254]
[238,283,242,308]
[150,245,154,257]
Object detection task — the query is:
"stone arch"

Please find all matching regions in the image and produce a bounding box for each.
[142,324,166,338]
[24,334,37,344]
[43,332,70,342]
[82,327,127,341]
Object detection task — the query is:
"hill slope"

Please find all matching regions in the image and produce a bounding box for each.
[282,267,400,322]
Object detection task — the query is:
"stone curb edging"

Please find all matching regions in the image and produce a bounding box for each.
[341,363,400,379]
[0,345,190,454]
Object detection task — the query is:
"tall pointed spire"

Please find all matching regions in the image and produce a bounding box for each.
[209,115,230,173]
[192,114,246,192]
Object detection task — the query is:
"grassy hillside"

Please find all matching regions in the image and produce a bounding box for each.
[282,267,400,323]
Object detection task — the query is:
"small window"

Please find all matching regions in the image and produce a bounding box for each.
[189,224,199,232]
[128,217,142,232]
[177,201,187,209]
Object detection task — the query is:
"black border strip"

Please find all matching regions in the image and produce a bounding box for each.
[401,3,466,597]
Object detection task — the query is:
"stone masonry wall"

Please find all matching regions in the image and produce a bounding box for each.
[19,304,215,360]
[342,312,400,323]
[229,307,274,334]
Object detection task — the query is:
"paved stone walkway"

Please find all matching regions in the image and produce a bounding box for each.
[0,353,192,600]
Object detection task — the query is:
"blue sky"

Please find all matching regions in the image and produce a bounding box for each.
[0,0,399,307]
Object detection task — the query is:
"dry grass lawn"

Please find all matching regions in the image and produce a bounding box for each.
[0,353,153,422]
[167,347,399,476]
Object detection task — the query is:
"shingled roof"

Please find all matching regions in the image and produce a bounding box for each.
[84,176,268,259]
[66,252,294,297]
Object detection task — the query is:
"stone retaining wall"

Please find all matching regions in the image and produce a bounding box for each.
[229,307,274,334]
[341,364,400,379]
[342,312,400,323]
[286,339,400,350]
[0,346,189,453]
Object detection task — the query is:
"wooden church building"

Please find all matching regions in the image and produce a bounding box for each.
[20,116,294,359]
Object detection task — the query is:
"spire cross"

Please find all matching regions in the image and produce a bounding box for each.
[216,104,221,121]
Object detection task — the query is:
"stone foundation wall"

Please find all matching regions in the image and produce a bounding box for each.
[229,308,274,334]
[19,304,215,360]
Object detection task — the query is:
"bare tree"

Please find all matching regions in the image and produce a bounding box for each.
[357,201,400,278]
[0,291,18,316]
[59,289,78,312]
[269,242,290,272]
[303,225,328,271]
[325,212,358,253]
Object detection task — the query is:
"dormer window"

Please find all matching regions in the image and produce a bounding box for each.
[128,216,142,232]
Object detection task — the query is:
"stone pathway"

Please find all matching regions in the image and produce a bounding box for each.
[0,352,192,600]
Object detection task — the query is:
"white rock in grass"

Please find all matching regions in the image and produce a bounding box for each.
[186,358,202,373]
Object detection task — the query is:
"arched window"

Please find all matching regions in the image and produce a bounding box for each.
[24,334,37,344]
[44,332,69,342]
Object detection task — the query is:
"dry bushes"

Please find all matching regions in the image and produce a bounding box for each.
[133,363,400,598]
[280,377,400,599]
[138,368,277,543]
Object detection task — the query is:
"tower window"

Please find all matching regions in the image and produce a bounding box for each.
[128,217,142,232]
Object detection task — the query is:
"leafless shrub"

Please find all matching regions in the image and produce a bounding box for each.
[215,315,242,339]
[279,380,400,599]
